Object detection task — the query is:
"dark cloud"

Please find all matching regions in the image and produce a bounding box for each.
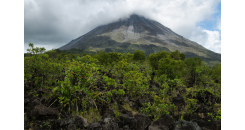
[24,0,221,53]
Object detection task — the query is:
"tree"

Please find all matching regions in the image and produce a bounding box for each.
[148,50,169,70]
[25,43,50,88]
[26,43,46,55]
[179,53,186,61]
[183,57,203,86]
[170,50,180,60]
[133,50,145,62]
[158,57,184,79]
[211,63,221,84]
[108,52,121,63]
[170,50,186,61]
[94,51,109,65]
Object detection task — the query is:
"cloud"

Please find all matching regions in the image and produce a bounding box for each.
[203,29,221,53]
[189,26,221,53]
[24,0,221,53]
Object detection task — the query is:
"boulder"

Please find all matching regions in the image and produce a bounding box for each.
[116,113,136,128]
[148,114,174,130]
[172,95,185,111]
[25,96,41,114]
[52,116,75,129]
[196,104,211,114]
[122,125,130,130]
[67,124,76,130]
[174,120,201,130]
[87,122,102,130]
[102,122,119,130]
[191,119,206,129]
[191,117,221,130]
[32,104,59,120]
[103,118,112,124]
[25,94,59,120]
[133,113,152,130]
[74,116,88,128]
[121,109,133,117]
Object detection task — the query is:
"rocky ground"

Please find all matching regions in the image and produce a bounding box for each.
[24,88,221,130]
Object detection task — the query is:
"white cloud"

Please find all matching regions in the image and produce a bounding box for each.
[24,0,221,53]
[203,29,221,53]
[189,26,221,53]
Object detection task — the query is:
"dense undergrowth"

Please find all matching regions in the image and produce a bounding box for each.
[24,43,221,129]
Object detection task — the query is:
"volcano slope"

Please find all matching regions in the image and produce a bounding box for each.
[59,14,220,63]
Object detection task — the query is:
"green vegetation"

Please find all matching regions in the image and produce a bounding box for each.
[25,43,221,123]
[133,50,146,62]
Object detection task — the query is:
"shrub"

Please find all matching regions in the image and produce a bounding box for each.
[147,50,169,70]
[133,50,145,62]
[158,57,184,79]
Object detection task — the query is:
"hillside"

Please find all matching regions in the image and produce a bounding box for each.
[59,14,221,63]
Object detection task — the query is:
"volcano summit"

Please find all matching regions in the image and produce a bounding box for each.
[59,14,220,62]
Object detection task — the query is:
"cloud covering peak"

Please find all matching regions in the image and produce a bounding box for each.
[24,0,221,53]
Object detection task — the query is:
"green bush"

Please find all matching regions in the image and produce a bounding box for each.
[24,43,221,122]
[147,50,169,70]
[170,50,185,60]
[133,50,145,62]
[123,71,149,98]
[211,63,221,84]
[158,57,184,79]
[140,102,170,120]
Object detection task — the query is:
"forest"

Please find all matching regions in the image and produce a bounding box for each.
[24,43,221,130]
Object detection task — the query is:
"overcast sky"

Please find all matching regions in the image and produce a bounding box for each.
[24,0,221,53]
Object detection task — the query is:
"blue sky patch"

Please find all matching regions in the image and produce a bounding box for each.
[197,1,221,32]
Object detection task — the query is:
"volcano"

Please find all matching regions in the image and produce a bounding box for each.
[59,14,220,62]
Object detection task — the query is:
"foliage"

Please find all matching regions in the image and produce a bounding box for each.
[186,98,198,114]
[170,50,185,60]
[94,51,109,65]
[211,63,221,84]
[183,57,204,86]
[24,44,221,123]
[158,57,184,79]
[140,102,169,120]
[123,71,150,97]
[133,50,145,62]
[26,43,46,55]
[215,109,221,120]
[147,50,169,70]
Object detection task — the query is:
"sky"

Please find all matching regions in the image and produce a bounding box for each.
[24,0,221,53]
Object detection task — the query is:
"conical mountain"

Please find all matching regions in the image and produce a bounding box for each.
[59,14,220,62]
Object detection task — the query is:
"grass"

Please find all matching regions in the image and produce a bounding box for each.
[81,107,102,123]
[122,103,138,116]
